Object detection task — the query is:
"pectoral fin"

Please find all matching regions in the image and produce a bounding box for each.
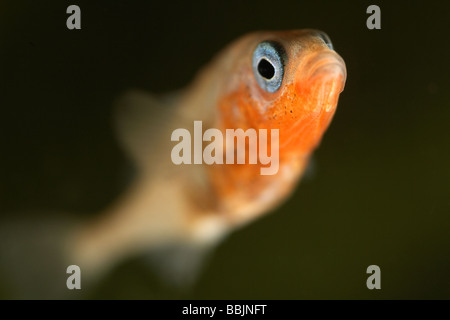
[144,242,214,288]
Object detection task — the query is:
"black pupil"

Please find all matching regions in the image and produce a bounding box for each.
[257,59,275,79]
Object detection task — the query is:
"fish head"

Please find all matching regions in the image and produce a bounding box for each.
[218,29,347,159]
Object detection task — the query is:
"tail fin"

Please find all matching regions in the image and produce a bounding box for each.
[0,214,85,299]
[0,211,218,298]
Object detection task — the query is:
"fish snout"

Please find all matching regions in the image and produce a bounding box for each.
[296,51,347,112]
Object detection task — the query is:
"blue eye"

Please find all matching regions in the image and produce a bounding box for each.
[316,32,333,50]
[252,41,285,93]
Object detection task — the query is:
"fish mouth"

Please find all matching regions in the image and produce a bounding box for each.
[296,51,347,112]
[280,50,346,154]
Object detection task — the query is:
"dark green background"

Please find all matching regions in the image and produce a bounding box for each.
[1,0,449,299]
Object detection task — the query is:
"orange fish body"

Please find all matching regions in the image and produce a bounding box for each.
[68,29,347,283]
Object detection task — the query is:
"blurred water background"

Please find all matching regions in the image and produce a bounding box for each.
[0,0,449,299]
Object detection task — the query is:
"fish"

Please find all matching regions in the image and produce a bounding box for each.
[0,29,346,297]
